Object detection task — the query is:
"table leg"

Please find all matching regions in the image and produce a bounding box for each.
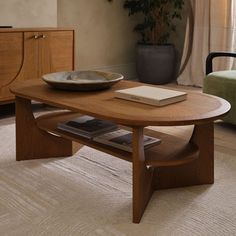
[132,127,154,223]
[15,96,72,161]
[153,122,214,189]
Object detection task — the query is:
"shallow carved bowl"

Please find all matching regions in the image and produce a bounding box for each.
[42,70,124,91]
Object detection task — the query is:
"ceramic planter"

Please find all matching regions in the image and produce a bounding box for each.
[136,44,177,84]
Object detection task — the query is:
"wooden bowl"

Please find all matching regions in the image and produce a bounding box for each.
[42,70,124,91]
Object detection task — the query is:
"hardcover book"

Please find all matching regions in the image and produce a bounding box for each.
[57,115,118,138]
[93,129,161,152]
[115,86,187,106]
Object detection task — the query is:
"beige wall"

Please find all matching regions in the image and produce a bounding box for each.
[58,0,139,79]
[0,0,57,27]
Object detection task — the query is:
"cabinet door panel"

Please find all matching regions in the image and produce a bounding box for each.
[16,32,39,81]
[1,32,40,103]
[0,32,23,88]
[39,31,74,76]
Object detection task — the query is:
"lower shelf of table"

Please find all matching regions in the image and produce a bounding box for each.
[36,111,199,167]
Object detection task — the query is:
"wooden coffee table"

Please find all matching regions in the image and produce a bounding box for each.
[11,79,230,223]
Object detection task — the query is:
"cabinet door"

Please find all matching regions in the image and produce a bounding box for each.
[0,32,23,103]
[38,31,74,76]
[1,32,40,104]
[16,32,39,81]
[0,32,23,91]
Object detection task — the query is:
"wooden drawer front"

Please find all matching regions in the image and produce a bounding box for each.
[0,32,23,87]
[39,31,74,76]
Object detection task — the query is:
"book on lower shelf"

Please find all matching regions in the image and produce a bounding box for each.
[93,129,161,152]
[115,85,187,106]
[57,115,118,139]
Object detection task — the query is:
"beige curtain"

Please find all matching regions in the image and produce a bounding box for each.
[177,0,236,87]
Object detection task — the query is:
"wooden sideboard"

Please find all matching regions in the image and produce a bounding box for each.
[0,28,74,104]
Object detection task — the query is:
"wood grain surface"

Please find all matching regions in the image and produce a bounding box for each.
[11,79,231,126]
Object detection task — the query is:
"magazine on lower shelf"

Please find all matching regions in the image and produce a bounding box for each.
[57,115,118,139]
[93,129,161,152]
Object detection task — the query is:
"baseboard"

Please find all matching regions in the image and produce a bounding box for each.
[90,63,137,81]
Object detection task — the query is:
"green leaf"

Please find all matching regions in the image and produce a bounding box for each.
[123,0,185,44]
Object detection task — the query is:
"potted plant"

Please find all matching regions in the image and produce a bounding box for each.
[123,0,184,84]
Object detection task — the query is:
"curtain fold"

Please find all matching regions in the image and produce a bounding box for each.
[178,0,236,87]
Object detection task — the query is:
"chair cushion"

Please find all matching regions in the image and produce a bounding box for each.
[203,70,236,124]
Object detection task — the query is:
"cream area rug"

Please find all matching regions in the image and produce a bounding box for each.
[1,116,236,236]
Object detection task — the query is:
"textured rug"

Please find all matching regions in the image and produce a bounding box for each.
[1,116,236,236]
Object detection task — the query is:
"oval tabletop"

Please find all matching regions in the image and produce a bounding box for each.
[10,79,231,126]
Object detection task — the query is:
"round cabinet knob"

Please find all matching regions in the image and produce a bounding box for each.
[33,35,39,39]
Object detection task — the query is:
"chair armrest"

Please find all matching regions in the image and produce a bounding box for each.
[206,52,236,75]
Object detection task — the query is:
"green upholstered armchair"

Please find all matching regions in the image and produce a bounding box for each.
[203,52,236,125]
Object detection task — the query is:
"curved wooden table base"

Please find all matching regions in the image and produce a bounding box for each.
[132,127,154,223]
[15,97,72,161]
[154,123,214,190]
[131,123,214,223]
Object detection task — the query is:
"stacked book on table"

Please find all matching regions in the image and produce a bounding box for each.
[114,85,187,106]
[57,115,161,152]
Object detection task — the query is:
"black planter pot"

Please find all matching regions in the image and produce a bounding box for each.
[136,44,177,85]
